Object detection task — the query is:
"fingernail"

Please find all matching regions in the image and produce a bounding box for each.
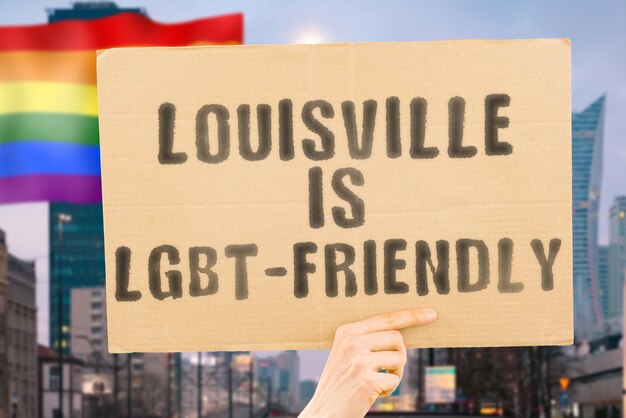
[422,309,438,321]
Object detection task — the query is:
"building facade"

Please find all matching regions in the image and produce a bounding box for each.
[46,2,148,355]
[70,286,175,418]
[572,96,606,333]
[69,287,113,417]
[47,2,144,23]
[0,230,9,418]
[38,345,83,418]
[7,253,38,418]
[256,351,300,412]
[129,353,169,417]
[298,380,316,412]
[48,204,105,353]
[608,196,626,318]
[181,353,255,418]
[598,245,611,319]
[70,288,108,365]
[566,339,622,418]
[0,230,38,418]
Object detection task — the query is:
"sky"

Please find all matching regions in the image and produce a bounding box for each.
[0,0,624,381]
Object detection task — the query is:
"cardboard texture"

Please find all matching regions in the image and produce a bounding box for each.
[97,39,572,353]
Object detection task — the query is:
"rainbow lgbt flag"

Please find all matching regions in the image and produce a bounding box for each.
[0,12,243,204]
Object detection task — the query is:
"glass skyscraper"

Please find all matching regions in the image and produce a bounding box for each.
[572,96,606,331]
[49,203,105,351]
[608,196,626,318]
[597,245,610,319]
[47,2,147,352]
[47,2,144,23]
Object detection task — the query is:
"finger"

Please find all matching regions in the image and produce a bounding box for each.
[373,372,401,398]
[349,308,437,335]
[365,351,406,379]
[353,330,405,352]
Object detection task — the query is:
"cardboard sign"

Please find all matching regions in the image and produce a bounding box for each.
[97,40,572,352]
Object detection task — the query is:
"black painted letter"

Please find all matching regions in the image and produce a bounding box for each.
[302,100,335,160]
[386,97,402,158]
[115,246,141,302]
[364,240,378,295]
[189,247,219,297]
[342,100,377,159]
[294,242,317,298]
[531,238,561,291]
[148,245,183,300]
[456,239,490,292]
[196,104,230,164]
[225,244,258,300]
[279,99,294,160]
[158,103,187,164]
[237,104,272,161]
[485,94,513,155]
[448,97,477,158]
[497,238,522,293]
[415,240,450,296]
[308,167,324,229]
[410,98,438,159]
[331,168,365,228]
[325,243,357,297]
[384,239,409,294]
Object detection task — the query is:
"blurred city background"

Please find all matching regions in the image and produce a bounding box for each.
[0,1,623,418]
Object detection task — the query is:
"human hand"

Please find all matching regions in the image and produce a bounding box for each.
[298,308,438,418]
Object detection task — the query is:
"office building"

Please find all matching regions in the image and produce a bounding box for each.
[598,245,611,319]
[49,204,105,353]
[565,333,622,418]
[0,230,8,418]
[299,380,316,411]
[70,287,182,418]
[47,2,144,23]
[7,250,38,418]
[608,196,626,317]
[256,351,300,412]
[0,230,39,418]
[47,2,148,353]
[69,287,109,369]
[572,96,606,331]
[69,286,114,416]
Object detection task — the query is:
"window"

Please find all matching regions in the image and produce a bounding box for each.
[91,327,102,335]
[279,370,290,391]
[91,302,102,310]
[49,366,60,390]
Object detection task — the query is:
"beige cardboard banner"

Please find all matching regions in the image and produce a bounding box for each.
[97,39,572,352]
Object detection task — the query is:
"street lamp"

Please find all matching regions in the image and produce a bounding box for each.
[57,213,72,418]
